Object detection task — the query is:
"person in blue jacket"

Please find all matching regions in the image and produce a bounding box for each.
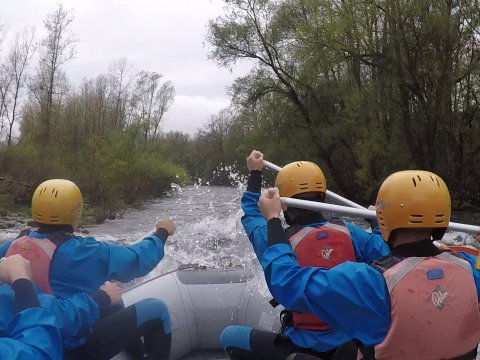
[0,254,121,359]
[0,179,174,359]
[220,150,390,360]
[258,170,480,360]
[0,253,63,359]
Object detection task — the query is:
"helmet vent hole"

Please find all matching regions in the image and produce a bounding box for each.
[417,175,422,182]
[55,190,59,198]
[409,214,423,224]
[298,183,309,190]
[412,178,417,187]
[436,178,440,187]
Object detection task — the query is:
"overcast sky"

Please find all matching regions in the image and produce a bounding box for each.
[0,0,251,135]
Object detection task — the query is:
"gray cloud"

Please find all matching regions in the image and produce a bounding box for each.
[0,0,251,135]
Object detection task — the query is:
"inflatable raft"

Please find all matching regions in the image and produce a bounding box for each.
[113,268,282,360]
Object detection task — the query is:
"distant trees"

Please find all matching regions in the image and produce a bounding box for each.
[0,4,183,221]
[2,0,480,218]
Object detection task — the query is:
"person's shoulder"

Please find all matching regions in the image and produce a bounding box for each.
[64,234,102,246]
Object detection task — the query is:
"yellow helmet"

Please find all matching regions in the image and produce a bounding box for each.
[375,170,450,242]
[32,179,83,228]
[274,161,326,198]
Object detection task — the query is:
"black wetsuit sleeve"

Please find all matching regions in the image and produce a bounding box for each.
[11,278,40,313]
[90,291,112,317]
[247,170,262,193]
[153,228,169,245]
[267,218,290,247]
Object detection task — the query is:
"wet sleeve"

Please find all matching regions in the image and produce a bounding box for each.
[90,290,112,317]
[241,189,269,258]
[247,170,262,192]
[260,219,391,346]
[104,234,165,282]
[1,307,62,359]
[39,291,101,342]
[11,279,40,312]
[345,222,390,263]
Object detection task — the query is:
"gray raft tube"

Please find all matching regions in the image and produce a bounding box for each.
[113,269,282,360]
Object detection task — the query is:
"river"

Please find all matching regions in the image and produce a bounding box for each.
[1,183,480,357]
[0,183,478,292]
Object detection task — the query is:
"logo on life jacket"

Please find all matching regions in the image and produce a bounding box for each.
[431,284,449,309]
[321,246,333,261]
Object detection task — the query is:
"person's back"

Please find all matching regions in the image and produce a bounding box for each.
[0,179,172,297]
[0,179,175,359]
[258,170,480,360]
[221,151,390,360]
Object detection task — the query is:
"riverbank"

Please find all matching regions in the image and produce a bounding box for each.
[0,199,98,232]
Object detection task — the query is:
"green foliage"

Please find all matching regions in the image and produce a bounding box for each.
[1,126,189,222]
[3,0,480,220]
[205,0,480,207]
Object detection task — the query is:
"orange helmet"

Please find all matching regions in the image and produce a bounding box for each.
[375,170,450,242]
[274,161,326,198]
[32,179,83,228]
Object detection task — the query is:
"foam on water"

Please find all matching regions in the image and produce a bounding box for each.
[1,181,478,296]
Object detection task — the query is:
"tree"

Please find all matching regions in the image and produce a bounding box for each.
[30,4,77,144]
[2,28,36,146]
[129,71,175,140]
[207,0,362,196]
[108,58,134,130]
[194,108,235,184]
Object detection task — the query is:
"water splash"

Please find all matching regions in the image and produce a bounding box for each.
[1,183,478,296]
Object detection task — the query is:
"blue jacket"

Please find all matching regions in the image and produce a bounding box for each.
[0,304,62,360]
[0,230,166,298]
[0,283,102,350]
[260,234,480,347]
[241,190,390,351]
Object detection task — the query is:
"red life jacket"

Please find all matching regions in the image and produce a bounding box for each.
[288,222,356,331]
[368,252,480,360]
[5,231,70,294]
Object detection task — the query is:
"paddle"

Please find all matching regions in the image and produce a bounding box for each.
[282,197,480,235]
[263,159,480,258]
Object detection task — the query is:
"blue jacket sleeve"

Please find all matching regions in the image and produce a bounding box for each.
[105,233,166,281]
[53,233,165,287]
[260,243,391,346]
[344,222,390,263]
[38,291,101,348]
[457,252,480,301]
[1,307,62,360]
[0,239,13,257]
[241,191,269,258]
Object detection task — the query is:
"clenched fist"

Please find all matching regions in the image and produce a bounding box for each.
[156,218,176,236]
